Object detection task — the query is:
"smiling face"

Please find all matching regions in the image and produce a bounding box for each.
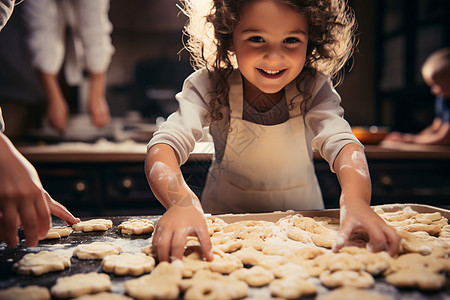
[232,0,309,98]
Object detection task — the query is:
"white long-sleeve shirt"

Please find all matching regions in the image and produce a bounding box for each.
[148,68,362,173]
[23,0,114,85]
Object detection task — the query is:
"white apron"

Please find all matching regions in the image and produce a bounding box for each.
[202,73,323,214]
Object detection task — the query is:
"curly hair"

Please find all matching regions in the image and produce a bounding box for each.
[181,0,357,123]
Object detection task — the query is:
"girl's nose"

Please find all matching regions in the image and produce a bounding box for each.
[263,45,284,61]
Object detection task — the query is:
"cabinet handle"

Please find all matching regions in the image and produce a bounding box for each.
[380,175,393,187]
[74,180,87,193]
[120,177,134,190]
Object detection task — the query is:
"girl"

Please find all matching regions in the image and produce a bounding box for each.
[145,0,400,262]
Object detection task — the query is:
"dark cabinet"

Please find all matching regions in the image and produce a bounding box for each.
[35,157,450,217]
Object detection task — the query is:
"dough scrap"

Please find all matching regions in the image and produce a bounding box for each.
[206,216,228,235]
[51,272,111,299]
[208,248,243,274]
[13,251,71,275]
[232,246,285,270]
[269,278,317,299]
[415,212,443,224]
[41,226,73,240]
[73,292,133,300]
[73,242,121,260]
[72,219,113,232]
[124,260,183,300]
[317,286,393,300]
[0,285,50,300]
[117,219,155,235]
[102,253,155,276]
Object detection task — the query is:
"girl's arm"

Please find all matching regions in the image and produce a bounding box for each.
[332,143,400,256]
[145,143,213,262]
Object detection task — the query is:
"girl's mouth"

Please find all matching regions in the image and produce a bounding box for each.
[257,68,286,79]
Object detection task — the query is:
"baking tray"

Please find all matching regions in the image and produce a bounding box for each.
[0,204,449,299]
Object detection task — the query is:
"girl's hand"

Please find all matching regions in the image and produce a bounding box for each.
[152,202,213,262]
[332,201,400,257]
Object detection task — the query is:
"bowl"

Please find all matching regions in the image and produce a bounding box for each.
[352,126,390,145]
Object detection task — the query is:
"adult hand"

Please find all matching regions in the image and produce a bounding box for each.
[88,72,110,128]
[88,95,110,128]
[46,94,69,134]
[0,134,79,247]
[152,203,213,262]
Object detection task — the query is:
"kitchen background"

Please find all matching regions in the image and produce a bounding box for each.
[0,0,449,216]
[0,0,449,140]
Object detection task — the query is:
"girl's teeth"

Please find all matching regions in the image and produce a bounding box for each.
[264,70,281,75]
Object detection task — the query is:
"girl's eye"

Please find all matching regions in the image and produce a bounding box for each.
[284,37,300,44]
[248,36,264,43]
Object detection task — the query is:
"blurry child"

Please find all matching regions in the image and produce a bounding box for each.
[145,0,400,262]
[384,48,450,145]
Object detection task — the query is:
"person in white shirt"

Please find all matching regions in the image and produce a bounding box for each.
[145,0,400,262]
[23,0,114,133]
[0,0,79,249]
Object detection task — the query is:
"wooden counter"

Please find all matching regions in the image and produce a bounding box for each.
[17,140,450,163]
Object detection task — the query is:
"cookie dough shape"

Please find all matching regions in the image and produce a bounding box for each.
[385,269,446,291]
[72,292,133,300]
[319,270,375,288]
[73,242,121,259]
[41,226,74,240]
[102,253,155,276]
[0,285,50,300]
[180,269,248,300]
[72,219,113,232]
[317,286,393,300]
[13,251,71,275]
[51,272,111,299]
[230,265,274,287]
[269,278,317,299]
[124,260,183,300]
[118,219,155,235]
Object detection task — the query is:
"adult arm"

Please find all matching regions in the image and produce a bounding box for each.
[0,132,79,247]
